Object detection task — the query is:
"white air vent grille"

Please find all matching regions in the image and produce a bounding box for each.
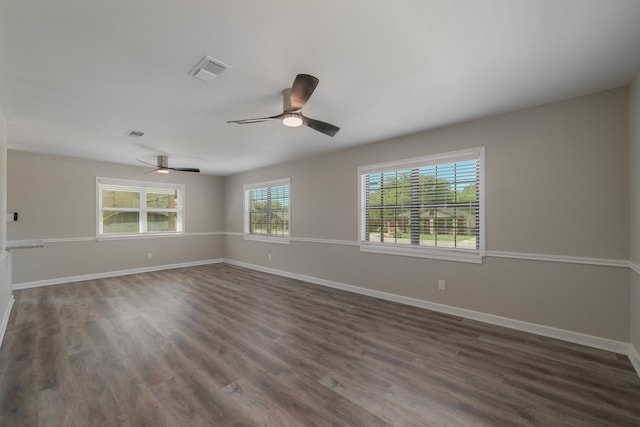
[190,56,231,82]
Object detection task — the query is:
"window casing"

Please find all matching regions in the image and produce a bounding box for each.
[97,177,185,239]
[244,178,290,243]
[358,147,484,263]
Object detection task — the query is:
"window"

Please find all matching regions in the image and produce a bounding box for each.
[359,147,484,263]
[97,177,185,238]
[244,178,290,243]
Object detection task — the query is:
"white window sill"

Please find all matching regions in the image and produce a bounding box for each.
[243,234,291,245]
[360,242,483,264]
[97,232,185,241]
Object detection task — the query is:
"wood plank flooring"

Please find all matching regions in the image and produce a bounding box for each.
[1,263,639,426]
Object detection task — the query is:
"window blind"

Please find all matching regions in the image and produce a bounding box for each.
[244,178,290,240]
[359,148,483,262]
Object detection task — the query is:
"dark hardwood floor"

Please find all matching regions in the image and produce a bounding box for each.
[1,263,639,426]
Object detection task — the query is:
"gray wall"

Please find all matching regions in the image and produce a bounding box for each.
[630,70,640,357]
[0,106,12,346]
[224,88,631,341]
[7,151,225,284]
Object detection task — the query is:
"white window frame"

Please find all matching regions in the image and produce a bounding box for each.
[243,178,291,244]
[358,147,485,263]
[96,177,185,240]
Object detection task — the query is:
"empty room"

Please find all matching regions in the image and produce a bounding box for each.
[1,1,640,425]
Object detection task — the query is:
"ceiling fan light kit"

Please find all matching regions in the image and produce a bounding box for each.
[228,73,340,137]
[282,113,303,127]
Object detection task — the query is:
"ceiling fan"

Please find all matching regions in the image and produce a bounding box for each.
[227,74,340,137]
[137,155,200,174]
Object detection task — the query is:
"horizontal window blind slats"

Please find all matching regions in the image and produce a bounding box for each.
[102,184,141,193]
[246,180,290,239]
[361,152,482,255]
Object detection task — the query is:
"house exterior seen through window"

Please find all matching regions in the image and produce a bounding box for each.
[359,147,484,263]
[244,178,290,243]
[97,177,185,238]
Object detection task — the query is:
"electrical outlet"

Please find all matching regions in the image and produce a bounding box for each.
[147,253,153,259]
[438,279,446,290]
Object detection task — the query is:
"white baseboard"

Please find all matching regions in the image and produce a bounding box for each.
[630,344,640,378]
[224,258,630,356]
[12,258,224,290]
[0,294,15,349]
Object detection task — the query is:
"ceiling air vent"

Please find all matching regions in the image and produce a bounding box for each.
[125,129,145,138]
[189,56,231,82]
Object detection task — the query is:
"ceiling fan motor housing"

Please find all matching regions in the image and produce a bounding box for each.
[157,155,168,168]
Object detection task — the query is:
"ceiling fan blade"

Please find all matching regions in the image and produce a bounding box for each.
[136,159,158,167]
[302,116,340,137]
[227,114,283,124]
[289,74,319,111]
[169,167,200,173]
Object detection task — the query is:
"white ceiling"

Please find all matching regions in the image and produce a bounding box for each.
[1,1,640,176]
